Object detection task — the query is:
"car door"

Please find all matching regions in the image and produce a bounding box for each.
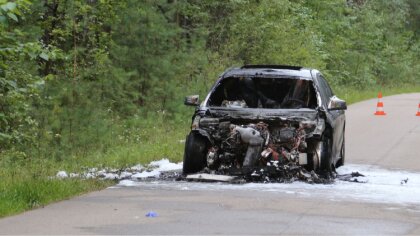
[316,74,345,164]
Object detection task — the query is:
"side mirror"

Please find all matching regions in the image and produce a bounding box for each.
[328,96,347,110]
[184,95,200,106]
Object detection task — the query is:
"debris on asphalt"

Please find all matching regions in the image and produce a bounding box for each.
[336,171,367,183]
[400,178,409,185]
[186,173,236,182]
[145,211,158,218]
[53,159,373,185]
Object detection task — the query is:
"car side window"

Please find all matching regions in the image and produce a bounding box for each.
[316,74,333,106]
[320,75,333,97]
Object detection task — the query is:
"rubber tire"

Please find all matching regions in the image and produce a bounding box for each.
[336,136,345,168]
[306,142,320,171]
[320,137,333,172]
[182,132,208,175]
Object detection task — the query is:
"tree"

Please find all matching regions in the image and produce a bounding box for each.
[0,0,45,150]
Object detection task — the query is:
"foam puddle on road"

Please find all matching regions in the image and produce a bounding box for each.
[116,161,420,206]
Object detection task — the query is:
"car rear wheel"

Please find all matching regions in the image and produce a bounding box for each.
[183,132,208,175]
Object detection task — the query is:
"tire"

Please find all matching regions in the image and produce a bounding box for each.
[336,136,345,168]
[306,142,320,171]
[183,132,208,175]
[320,137,333,172]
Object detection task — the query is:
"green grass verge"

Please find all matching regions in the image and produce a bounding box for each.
[0,117,190,218]
[0,175,110,217]
[335,84,420,105]
[1,84,419,218]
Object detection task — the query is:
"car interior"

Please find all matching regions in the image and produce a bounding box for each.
[207,77,318,109]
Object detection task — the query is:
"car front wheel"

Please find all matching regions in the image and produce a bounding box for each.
[183,132,208,175]
[320,137,333,172]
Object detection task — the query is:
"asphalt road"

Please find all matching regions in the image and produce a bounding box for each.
[1,93,420,235]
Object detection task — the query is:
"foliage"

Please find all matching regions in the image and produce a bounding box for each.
[0,0,44,149]
[220,0,326,68]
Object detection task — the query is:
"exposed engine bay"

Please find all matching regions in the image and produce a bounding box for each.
[196,117,323,178]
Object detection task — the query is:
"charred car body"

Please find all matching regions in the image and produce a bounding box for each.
[183,65,346,177]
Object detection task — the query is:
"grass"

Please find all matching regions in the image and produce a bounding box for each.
[0,175,110,217]
[0,116,190,218]
[1,84,419,218]
[335,84,420,105]
[59,120,189,171]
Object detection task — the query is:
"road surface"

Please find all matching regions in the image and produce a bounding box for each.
[1,93,420,235]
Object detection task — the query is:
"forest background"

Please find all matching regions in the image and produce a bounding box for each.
[0,0,419,216]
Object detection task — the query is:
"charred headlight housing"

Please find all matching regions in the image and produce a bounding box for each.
[198,118,220,133]
[199,118,219,127]
[191,116,201,129]
[300,120,316,129]
[312,118,325,138]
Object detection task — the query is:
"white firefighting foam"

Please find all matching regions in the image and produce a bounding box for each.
[117,160,420,206]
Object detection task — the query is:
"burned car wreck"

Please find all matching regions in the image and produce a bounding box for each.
[183,65,346,180]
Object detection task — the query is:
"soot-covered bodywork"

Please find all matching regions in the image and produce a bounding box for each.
[183,65,346,176]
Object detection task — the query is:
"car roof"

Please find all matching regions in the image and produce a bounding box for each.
[221,65,314,79]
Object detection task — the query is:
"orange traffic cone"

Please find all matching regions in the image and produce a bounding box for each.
[416,102,420,116]
[374,92,386,116]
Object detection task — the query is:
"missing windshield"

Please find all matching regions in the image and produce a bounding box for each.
[207,77,318,109]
